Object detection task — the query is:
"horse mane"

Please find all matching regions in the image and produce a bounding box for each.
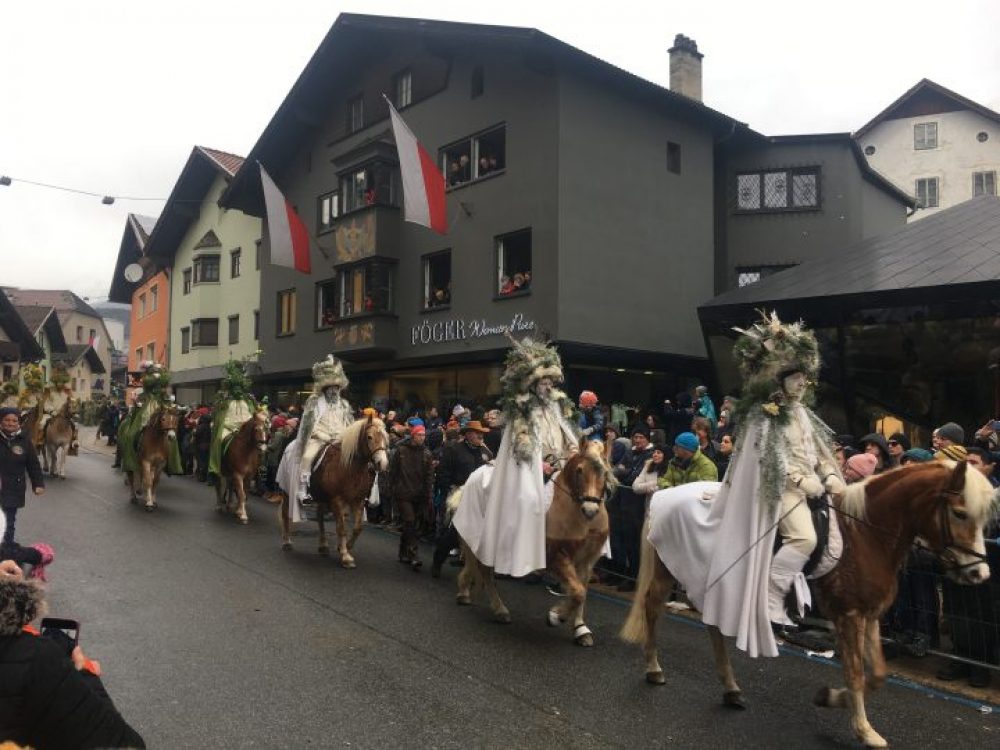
[959,460,999,525]
[339,417,387,466]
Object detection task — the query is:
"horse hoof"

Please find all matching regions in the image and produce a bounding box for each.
[547,610,563,628]
[456,593,472,606]
[493,611,512,625]
[145,505,156,513]
[723,691,747,710]
[575,632,595,647]
[239,517,249,525]
[645,671,666,686]
[318,547,330,557]
[813,687,833,708]
[341,557,356,569]
[281,542,293,552]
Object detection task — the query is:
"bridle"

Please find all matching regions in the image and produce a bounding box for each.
[932,488,989,572]
[554,456,607,509]
[363,425,388,472]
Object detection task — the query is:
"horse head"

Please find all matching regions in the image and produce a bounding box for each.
[252,410,270,453]
[158,406,180,442]
[924,460,995,585]
[364,416,389,473]
[564,448,611,521]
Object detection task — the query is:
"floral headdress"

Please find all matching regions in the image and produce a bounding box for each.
[217,357,254,403]
[499,337,576,463]
[732,310,820,387]
[140,362,171,396]
[311,354,348,391]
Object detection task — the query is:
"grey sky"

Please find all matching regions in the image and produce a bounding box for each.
[2,0,998,302]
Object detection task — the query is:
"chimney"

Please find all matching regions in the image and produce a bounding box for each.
[668,34,703,101]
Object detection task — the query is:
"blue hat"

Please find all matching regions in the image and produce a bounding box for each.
[901,447,934,463]
[407,417,425,428]
[674,431,699,453]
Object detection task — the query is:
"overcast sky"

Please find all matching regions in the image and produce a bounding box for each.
[2,0,998,303]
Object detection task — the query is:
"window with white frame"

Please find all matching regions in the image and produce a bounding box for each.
[338,162,399,214]
[228,315,239,345]
[318,191,339,233]
[496,229,531,297]
[150,284,158,312]
[440,125,506,188]
[735,167,820,212]
[181,327,190,354]
[334,261,393,317]
[915,177,940,208]
[347,95,364,133]
[423,251,451,309]
[316,279,338,328]
[193,254,220,284]
[973,171,997,197]
[914,122,938,150]
[277,289,296,336]
[145,343,155,362]
[182,268,192,294]
[138,293,146,318]
[394,69,412,109]
[230,248,241,279]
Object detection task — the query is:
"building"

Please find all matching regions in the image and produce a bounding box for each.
[140,146,260,405]
[699,195,1000,441]
[1,289,111,397]
[855,79,1000,220]
[10,305,67,385]
[53,344,107,401]
[0,289,45,391]
[218,14,910,413]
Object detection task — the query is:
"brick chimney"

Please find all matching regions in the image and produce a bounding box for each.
[668,34,703,101]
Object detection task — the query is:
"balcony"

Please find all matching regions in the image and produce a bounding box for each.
[329,314,397,361]
[327,205,401,265]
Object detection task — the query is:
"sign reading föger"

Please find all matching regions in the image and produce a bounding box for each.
[410,312,535,346]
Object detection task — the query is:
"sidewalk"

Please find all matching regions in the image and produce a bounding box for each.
[78,425,116,458]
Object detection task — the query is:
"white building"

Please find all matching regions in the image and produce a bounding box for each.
[855,79,1000,220]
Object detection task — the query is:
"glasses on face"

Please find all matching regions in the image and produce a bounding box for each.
[887,440,899,447]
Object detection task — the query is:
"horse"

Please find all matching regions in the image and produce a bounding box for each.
[454,439,613,646]
[620,460,996,748]
[278,414,389,568]
[215,409,270,524]
[43,398,79,479]
[125,406,180,512]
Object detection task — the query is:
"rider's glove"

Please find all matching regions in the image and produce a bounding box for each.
[797,474,825,498]
[823,474,846,497]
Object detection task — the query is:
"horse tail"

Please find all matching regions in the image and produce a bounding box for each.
[445,487,463,520]
[620,518,656,644]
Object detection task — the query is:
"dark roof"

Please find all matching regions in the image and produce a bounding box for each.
[54,344,106,374]
[142,145,247,266]
[0,290,44,361]
[220,13,748,214]
[108,213,159,303]
[855,78,1000,139]
[701,195,1000,316]
[12,305,68,353]
[3,288,100,318]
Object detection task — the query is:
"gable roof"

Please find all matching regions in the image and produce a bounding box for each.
[142,145,246,266]
[54,344,106,373]
[700,195,1000,318]
[108,213,160,303]
[12,305,68,353]
[0,289,44,362]
[3,288,100,318]
[854,78,1000,140]
[220,13,748,214]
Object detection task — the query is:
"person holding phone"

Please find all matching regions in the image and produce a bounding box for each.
[0,559,145,748]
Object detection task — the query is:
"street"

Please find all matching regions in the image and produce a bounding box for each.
[15,446,999,749]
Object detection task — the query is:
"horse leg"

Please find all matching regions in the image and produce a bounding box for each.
[337,503,356,568]
[864,617,887,692]
[456,541,477,606]
[58,445,67,479]
[707,625,746,709]
[126,471,137,502]
[234,475,249,524]
[316,501,330,556]
[480,562,510,624]
[279,495,293,551]
[347,503,364,552]
[547,554,591,645]
[620,529,672,685]
[142,462,155,510]
[215,476,227,512]
[814,615,886,748]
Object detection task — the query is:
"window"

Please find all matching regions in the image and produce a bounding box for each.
[138,293,146,318]
[915,177,940,208]
[193,254,220,284]
[255,240,261,271]
[332,261,393,318]
[736,264,797,288]
[228,314,239,345]
[317,279,338,327]
[71,378,77,392]
[735,168,820,212]
[181,327,190,354]
[253,310,259,340]
[2,364,12,382]
[277,289,297,336]
[914,122,938,150]
[394,69,412,108]
[318,191,339,233]
[423,251,452,309]
[150,285,158,312]
[183,268,192,294]
[667,141,681,174]
[89,328,96,342]
[76,325,83,342]
[441,125,506,188]
[339,162,399,213]
[347,95,364,133]
[135,347,142,363]
[230,248,241,278]
[973,171,997,197]
[496,229,532,297]
[191,319,219,347]
[471,65,484,98]
[146,343,155,362]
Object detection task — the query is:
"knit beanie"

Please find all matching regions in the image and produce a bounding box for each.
[844,453,878,482]
[936,444,968,462]
[578,390,598,408]
[901,447,934,463]
[674,431,700,453]
[935,422,965,445]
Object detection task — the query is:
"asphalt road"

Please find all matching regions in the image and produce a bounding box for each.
[13,448,999,748]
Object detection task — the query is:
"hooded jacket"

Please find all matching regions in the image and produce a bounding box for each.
[0,576,145,748]
[1,429,45,509]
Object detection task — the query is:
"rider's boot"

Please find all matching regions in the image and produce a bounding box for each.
[298,471,312,505]
[768,545,811,626]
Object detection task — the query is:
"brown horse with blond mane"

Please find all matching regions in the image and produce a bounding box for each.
[126,405,180,512]
[621,460,996,748]
[215,408,269,524]
[279,413,389,567]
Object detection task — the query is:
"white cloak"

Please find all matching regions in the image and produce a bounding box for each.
[275,438,306,522]
[453,405,577,577]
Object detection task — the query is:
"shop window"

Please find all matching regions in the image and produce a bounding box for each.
[339,162,399,214]
[318,191,339,233]
[735,167,820,212]
[228,315,239,345]
[277,289,296,336]
[440,125,506,188]
[394,69,412,109]
[914,122,938,150]
[183,268,192,294]
[667,141,681,174]
[973,171,996,197]
[316,279,339,328]
[915,177,939,208]
[230,248,242,279]
[423,251,451,309]
[181,327,190,354]
[471,65,484,98]
[191,319,218,347]
[347,95,364,133]
[150,284,158,312]
[193,254,220,284]
[496,229,532,297]
[335,261,393,317]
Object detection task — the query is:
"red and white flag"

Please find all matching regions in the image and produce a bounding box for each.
[386,101,447,235]
[259,163,312,274]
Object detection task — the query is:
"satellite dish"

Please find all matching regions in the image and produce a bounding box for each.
[123,263,143,283]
